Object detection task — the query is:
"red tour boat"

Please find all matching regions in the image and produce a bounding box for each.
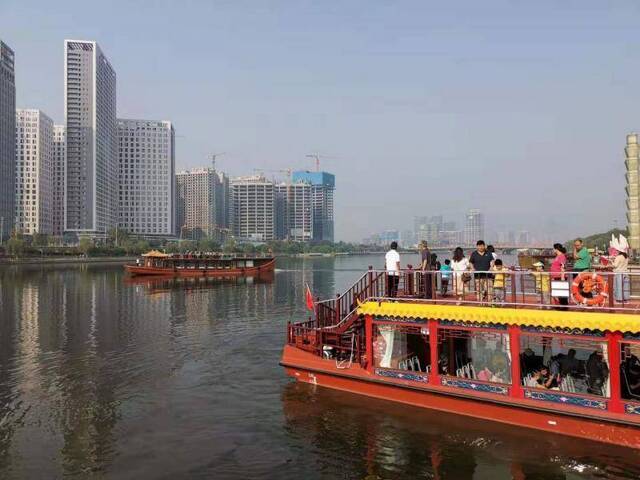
[281,267,640,448]
[125,250,276,278]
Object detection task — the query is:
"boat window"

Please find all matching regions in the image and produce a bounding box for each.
[520,335,610,398]
[373,324,430,373]
[437,328,511,384]
[621,343,640,401]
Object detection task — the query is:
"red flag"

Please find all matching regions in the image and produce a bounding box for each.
[305,283,315,312]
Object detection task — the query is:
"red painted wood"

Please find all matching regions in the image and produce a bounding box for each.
[509,325,523,398]
[365,315,373,373]
[608,331,624,414]
[429,319,440,386]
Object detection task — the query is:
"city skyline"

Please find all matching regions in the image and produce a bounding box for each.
[2,1,638,241]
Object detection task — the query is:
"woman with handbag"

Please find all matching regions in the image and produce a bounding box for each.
[451,247,470,305]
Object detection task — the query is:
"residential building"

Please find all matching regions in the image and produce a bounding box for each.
[15,109,54,235]
[626,133,640,251]
[291,171,335,242]
[0,41,15,240]
[117,119,175,238]
[275,181,313,241]
[464,209,484,245]
[52,125,65,236]
[64,40,117,236]
[176,167,228,240]
[231,175,274,242]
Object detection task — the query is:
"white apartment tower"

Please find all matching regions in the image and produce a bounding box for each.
[52,125,65,236]
[275,182,313,241]
[176,168,228,240]
[15,110,54,235]
[626,133,640,251]
[117,119,175,237]
[231,176,275,242]
[0,41,16,240]
[64,40,117,236]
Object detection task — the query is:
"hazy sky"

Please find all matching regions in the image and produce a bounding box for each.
[1,1,638,242]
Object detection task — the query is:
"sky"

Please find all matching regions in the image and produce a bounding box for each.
[1,0,638,242]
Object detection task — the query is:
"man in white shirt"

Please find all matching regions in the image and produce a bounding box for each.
[385,241,401,297]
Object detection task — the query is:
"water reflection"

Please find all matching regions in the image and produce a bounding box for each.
[1,258,640,479]
[281,376,640,479]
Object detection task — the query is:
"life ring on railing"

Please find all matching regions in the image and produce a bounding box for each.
[571,272,608,306]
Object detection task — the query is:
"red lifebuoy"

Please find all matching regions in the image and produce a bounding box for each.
[571,272,608,306]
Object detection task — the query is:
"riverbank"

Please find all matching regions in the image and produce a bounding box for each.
[0,256,136,266]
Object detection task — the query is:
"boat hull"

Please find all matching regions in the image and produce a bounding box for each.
[125,258,276,277]
[281,345,640,449]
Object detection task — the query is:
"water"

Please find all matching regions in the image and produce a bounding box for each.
[0,255,639,479]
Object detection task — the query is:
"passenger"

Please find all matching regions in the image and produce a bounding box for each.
[477,367,493,382]
[431,253,441,271]
[440,259,452,296]
[586,350,609,396]
[385,241,401,298]
[558,348,582,377]
[572,238,592,273]
[419,241,433,299]
[530,261,551,305]
[550,243,568,308]
[521,348,541,375]
[469,240,493,302]
[535,366,560,389]
[487,244,498,263]
[612,250,630,302]
[451,247,470,304]
[622,354,640,398]
[491,259,508,305]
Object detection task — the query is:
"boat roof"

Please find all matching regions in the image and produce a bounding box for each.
[356,300,640,334]
[141,250,170,258]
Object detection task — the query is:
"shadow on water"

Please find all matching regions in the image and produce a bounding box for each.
[0,256,639,479]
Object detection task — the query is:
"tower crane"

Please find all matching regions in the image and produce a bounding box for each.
[305,153,336,172]
[209,152,226,170]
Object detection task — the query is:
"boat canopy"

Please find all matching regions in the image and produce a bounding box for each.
[356,300,640,334]
[141,250,170,258]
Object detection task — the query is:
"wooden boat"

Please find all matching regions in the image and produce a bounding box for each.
[124,250,276,277]
[281,267,640,448]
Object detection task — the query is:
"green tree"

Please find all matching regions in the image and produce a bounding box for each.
[198,238,221,252]
[32,233,48,247]
[136,240,150,253]
[223,238,237,253]
[107,227,130,246]
[78,237,94,256]
[6,237,26,257]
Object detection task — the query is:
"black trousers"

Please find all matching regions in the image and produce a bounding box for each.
[387,274,399,297]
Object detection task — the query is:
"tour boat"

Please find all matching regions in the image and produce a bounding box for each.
[281,267,640,448]
[124,250,276,277]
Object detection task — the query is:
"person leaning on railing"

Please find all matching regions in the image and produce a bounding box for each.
[611,249,630,302]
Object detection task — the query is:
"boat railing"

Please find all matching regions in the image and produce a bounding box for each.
[352,268,640,313]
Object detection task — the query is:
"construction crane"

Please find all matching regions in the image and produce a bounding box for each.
[305,153,336,172]
[209,152,226,170]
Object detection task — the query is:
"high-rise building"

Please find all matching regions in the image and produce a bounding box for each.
[176,167,228,240]
[626,133,640,251]
[52,125,65,236]
[64,40,117,236]
[275,181,313,241]
[0,41,16,240]
[464,209,484,245]
[117,119,175,238]
[15,109,54,235]
[291,171,335,242]
[231,175,274,242]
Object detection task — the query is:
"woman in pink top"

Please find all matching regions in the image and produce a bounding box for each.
[550,243,568,307]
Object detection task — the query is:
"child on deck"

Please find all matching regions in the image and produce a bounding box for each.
[491,259,508,305]
[530,261,551,306]
[440,259,452,296]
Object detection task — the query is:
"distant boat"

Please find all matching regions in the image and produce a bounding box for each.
[124,250,276,278]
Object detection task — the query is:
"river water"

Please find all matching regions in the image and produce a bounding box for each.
[0,255,639,479]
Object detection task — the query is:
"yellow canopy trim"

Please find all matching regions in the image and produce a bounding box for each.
[356,301,640,334]
[141,250,169,258]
